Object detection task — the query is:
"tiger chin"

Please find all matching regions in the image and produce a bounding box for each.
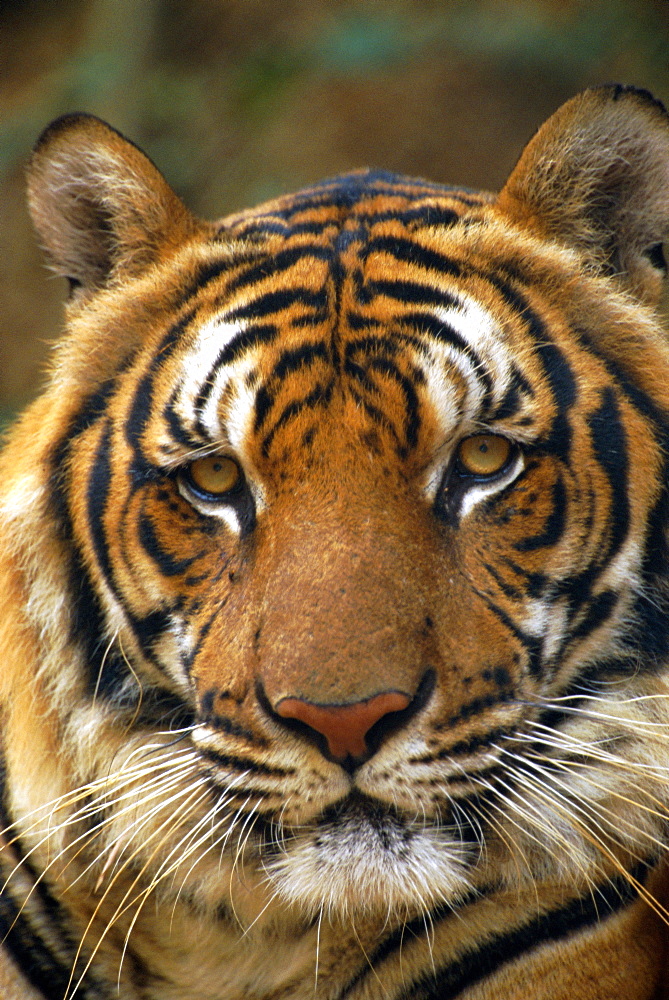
[2,84,669,1000]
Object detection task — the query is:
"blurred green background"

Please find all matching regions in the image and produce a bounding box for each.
[2,0,668,429]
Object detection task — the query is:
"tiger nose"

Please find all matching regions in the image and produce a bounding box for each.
[275,691,411,763]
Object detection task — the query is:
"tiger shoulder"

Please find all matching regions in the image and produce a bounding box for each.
[2,83,669,1000]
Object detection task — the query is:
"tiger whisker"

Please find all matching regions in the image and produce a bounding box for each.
[65,782,211,1000]
[502,748,669,853]
[507,762,669,927]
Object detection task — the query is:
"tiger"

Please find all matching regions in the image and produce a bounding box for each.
[2,82,669,1000]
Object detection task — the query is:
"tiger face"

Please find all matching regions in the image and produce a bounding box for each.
[3,85,669,1000]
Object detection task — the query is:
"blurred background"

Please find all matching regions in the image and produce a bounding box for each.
[2,0,668,428]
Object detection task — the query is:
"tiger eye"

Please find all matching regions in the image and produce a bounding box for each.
[457,434,512,477]
[187,455,241,496]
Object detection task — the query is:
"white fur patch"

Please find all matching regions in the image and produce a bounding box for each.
[173,316,247,441]
[266,804,472,919]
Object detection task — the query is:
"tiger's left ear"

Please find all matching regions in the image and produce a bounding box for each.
[498,85,669,305]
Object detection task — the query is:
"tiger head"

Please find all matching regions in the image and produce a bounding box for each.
[3,85,669,941]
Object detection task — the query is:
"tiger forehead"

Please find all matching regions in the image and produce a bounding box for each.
[160,178,542,464]
[170,270,523,470]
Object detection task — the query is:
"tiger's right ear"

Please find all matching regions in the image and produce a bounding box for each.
[26,113,199,295]
[497,85,669,305]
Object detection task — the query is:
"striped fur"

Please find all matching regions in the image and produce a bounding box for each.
[2,85,669,998]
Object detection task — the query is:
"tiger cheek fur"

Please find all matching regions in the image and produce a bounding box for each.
[2,85,669,1000]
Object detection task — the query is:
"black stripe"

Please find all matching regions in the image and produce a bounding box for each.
[138,510,204,576]
[361,235,461,278]
[365,356,421,451]
[0,762,111,999]
[198,746,295,778]
[254,342,331,432]
[491,374,527,422]
[499,556,549,598]
[227,286,328,322]
[239,204,463,239]
[339,859,652,1000]
[125,310,195,460]
[401,310,495,412]
[183,606,220,673]
[367,205,461,228]
[402,862,651,1000]
[86,421,116,594]
[534,337,577,413]
[87,423,177,670]
[163,387,205,449]
[587,386,630,562]
[401,309,471,353]
[572,324,669,430]
[337,888,482,999]
[514,475,567,552]
[227,246,331,293]
[564,335,669,667]
[178,248,266,303]
[197,700,261,743]
[359,278,459,311]
[483,274,577,460]
[261,379,335,457]
[213,322,278,368]
[569,588,619,645]
[420,726,515,759]
[476,592,544,677]
[48,376,132,697]
[348,388,403,451]
[190,322,280,429]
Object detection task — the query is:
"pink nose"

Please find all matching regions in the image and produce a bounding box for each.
[275,691,411,761]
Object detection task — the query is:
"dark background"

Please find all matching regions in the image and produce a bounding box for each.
[2,0,668,428]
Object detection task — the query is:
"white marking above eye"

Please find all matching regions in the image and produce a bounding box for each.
[172,316,248,440]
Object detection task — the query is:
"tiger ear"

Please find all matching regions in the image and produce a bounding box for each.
[497,85,669,305]
[26,113,199,295]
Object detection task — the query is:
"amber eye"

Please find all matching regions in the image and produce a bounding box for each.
[456,434,512,477]
[185,455,241,497]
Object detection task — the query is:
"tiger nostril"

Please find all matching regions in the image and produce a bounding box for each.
[275,691,412,763]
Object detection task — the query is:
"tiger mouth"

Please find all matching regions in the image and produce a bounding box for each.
[312,789,424,834]
[263,789,470,856]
